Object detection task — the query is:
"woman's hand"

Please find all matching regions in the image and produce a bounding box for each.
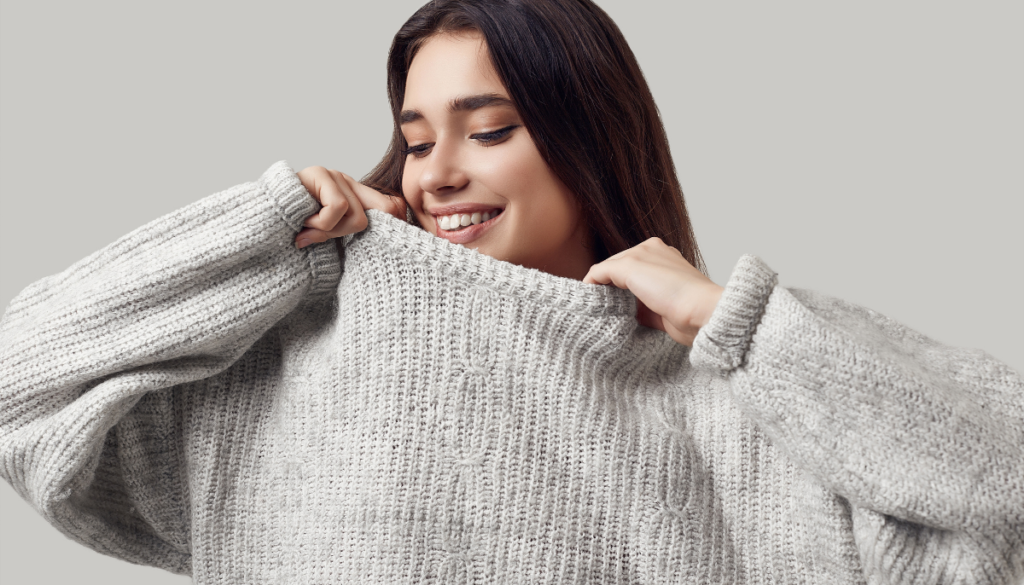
[295,166,406,249]
[583,238,724,347]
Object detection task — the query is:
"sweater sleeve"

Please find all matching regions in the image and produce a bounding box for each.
[689,255,1024,584]
[0,161,342,574]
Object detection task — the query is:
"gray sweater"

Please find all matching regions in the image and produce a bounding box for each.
[1,161,1021,584]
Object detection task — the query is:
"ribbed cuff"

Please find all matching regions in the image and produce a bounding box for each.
[261,160,320,231]
[689,254,778,373]
[259,160,342,298]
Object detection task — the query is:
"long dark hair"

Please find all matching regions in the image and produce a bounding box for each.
[363,0,705,273]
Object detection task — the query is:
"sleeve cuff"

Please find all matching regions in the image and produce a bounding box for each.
[260,160,319,231]
[258,160,342,299]
[689,254,778,373]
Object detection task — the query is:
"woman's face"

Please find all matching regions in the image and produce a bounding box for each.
[400,31,595,280]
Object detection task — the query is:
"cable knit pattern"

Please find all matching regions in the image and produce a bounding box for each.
[1,162,1021,584]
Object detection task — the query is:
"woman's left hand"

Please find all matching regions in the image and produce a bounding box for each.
[583,238,724,347]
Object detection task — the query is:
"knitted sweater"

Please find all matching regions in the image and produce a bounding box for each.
[1,162,1021,585]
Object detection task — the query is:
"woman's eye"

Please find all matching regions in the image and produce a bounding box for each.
[402,143,433,158]
[402,125,519,157]
[471,125,520,145]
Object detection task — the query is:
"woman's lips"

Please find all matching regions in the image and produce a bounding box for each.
[435,209,504,245]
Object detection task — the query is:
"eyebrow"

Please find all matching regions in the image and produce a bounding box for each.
[399,93,515,125]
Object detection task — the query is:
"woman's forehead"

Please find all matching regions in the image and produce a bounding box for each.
[402,31,509,115]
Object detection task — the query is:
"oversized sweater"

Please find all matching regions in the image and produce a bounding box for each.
[1,161,1022,585]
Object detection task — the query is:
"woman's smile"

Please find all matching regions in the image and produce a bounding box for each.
[430,205,506,245]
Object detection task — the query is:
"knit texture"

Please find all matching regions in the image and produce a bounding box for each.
[1,162,1022,584]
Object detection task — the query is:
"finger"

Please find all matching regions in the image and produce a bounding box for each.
[295,227,330,249]
[324,174,371,236]
[336,172,407,221]
[582,258,612,284]
[326,205,368,238]
[297,166,331,204]
[610,237,684,265]
[589,258,677,335]
[582,257,633,288]
[585,255,686,323]
[588,258,676,317]
[302,177,352,232]
[582,266,610,285]
[582,267,605,285]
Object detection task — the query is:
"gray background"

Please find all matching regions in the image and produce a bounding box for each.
[1,0,1021,583]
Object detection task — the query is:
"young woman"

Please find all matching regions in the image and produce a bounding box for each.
[1,1,1021,584]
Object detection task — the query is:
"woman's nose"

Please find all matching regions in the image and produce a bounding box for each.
[418,140,468,195]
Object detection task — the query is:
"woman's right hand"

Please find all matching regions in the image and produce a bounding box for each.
[294,166,406,249]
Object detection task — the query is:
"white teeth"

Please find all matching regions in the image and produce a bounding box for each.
[437,209,501,231]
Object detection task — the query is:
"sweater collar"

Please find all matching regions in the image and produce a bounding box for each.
[350,209,639,318]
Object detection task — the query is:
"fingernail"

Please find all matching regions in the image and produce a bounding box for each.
[297,238,310,249]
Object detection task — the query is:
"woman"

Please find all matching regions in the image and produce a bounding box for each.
[1,1,1021,584]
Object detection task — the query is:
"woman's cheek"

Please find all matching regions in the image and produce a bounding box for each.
[476,137,535,186]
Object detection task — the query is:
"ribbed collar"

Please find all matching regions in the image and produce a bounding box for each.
[348,209,639,318]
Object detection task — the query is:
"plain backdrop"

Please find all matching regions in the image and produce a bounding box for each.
[1,1,1021,583]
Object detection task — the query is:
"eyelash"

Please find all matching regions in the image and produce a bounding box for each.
[402,125,520,158]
